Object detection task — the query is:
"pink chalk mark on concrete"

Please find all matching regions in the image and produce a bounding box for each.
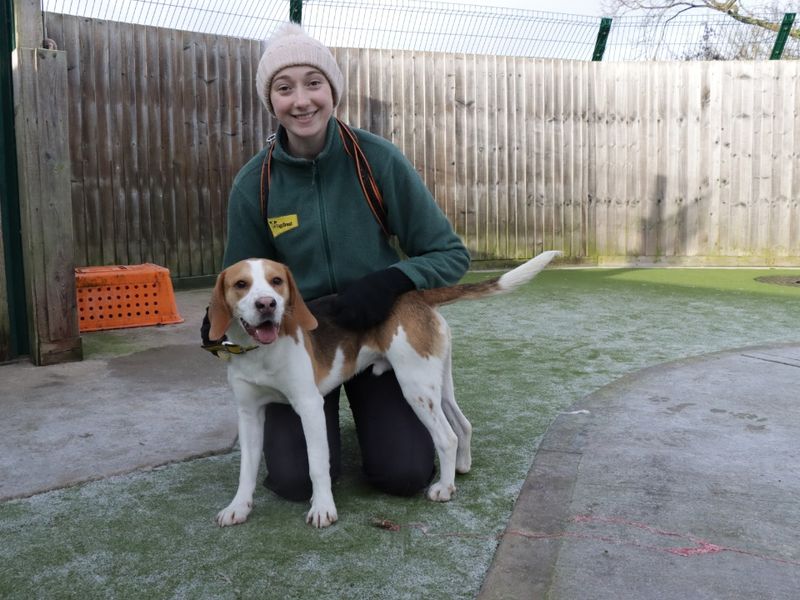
[565,515,800,566]
[372,514,800,567]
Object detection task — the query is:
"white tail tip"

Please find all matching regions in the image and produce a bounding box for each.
[498,250,561,291]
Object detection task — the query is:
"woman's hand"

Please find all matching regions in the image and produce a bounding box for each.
[330,268,415,331]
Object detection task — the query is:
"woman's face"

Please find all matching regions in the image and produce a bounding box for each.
[270,66,335,158]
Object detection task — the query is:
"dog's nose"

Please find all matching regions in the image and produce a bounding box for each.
[255,296,277,313]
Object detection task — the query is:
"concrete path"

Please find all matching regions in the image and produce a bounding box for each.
[0,288,235,500]
[479,344,800,600]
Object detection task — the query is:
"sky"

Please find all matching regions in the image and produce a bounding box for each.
[460,0,606,16]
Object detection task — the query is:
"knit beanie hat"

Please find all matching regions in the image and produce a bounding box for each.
[256,23,344,116]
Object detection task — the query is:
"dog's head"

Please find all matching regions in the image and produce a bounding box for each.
[208,259,318,344]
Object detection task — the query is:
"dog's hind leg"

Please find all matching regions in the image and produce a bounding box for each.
[216,386,266,527]
[441,344,472,474]
[389,351,459,502]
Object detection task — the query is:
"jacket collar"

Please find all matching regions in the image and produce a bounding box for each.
[272,117,341,165]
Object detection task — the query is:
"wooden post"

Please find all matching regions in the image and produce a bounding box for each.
[11,0,82,365]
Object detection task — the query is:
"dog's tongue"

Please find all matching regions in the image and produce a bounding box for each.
[254,322,278,344]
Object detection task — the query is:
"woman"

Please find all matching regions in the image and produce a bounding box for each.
[215,23,470,501]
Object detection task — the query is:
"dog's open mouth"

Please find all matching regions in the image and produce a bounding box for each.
[241,318,279,344]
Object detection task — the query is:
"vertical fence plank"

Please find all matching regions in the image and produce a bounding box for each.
[512,56,525,257]
[144,24,166,268]
[578,60,590,258]
[754,62,772,255]
[733,62,754,256]
[765,61,782,257]
[159,26,178,273]
[495,54,508,258]
[453,53,468,242]
[92,19,116,265]
[478,53,492,258]
[441,51,454,225]
[707,61,723,257]
[526,56,539,257]
[685,62,703,258]
[432,51,448,220]
[786,63,800,257]
[592,61,608,260]
[53,14,89,267]
[134,25,152,265]
[204,33,223,271]
[196,34,213,274]
[625,61,641,257]
[120,22,140,264]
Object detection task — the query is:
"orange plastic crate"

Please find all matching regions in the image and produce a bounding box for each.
[75,264,184,332]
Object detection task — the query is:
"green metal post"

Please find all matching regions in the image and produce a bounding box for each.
[770,13,796,60]
[592,17,612,61]
[289,0,302,24]
[0,0,29,357]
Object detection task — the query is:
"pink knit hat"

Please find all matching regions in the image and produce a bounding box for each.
[256,23,344,116]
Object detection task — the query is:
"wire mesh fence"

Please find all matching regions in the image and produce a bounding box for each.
[42,0,798,61]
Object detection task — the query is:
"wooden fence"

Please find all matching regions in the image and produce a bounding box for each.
[44,13,800,278]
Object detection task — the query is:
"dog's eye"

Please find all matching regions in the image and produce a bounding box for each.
[234,280,248,289]
[271,277,283,286]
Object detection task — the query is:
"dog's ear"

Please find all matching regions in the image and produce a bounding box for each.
[208,269,233,340]
[285,267,318,331]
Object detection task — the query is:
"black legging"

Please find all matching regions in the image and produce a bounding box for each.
[262,367,436,501]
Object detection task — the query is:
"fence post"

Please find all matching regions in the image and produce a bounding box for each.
[592,17,612,61]
[290,0,302,24]
[770,13,796,60]
[0,0,26,361]
[11,0,82,365]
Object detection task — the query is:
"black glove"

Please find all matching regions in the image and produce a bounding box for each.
[331,268,415,331]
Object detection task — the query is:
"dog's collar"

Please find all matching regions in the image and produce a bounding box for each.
[202,340,260,359]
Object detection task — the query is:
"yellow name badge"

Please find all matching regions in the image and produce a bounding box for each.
[267,214,299,237]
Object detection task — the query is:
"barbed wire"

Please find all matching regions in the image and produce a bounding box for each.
[42,0,798,60]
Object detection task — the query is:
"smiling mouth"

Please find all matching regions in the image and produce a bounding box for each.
[293,110,317,120]
[241,318,279,344]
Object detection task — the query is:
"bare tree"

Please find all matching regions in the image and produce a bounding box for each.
[602,1,798,40]
[601,1,798,59]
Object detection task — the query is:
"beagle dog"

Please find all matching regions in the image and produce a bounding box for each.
[207,251,559,528]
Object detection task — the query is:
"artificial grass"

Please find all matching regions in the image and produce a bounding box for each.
[2,268,799,599]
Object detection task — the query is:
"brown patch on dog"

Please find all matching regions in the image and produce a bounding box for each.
[417,278,502,307]
[369,292,445,358]
[305,309,363,387]
[208,262,255,340]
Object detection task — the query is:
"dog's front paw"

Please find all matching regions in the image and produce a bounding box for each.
[215,500,253,527]
[306,500,338,528]
[427,481,456,502]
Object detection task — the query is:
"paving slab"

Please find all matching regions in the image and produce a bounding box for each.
[0,288,234,500]
[480,343,800,600]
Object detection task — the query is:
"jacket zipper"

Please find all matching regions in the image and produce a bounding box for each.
[313,162,338,292]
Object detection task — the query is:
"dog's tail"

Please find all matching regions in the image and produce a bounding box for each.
[418,250,560,307]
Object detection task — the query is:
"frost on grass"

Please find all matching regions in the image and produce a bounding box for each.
[2,270,799,599]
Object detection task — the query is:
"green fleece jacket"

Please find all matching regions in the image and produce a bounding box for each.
[223,118,470,300]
